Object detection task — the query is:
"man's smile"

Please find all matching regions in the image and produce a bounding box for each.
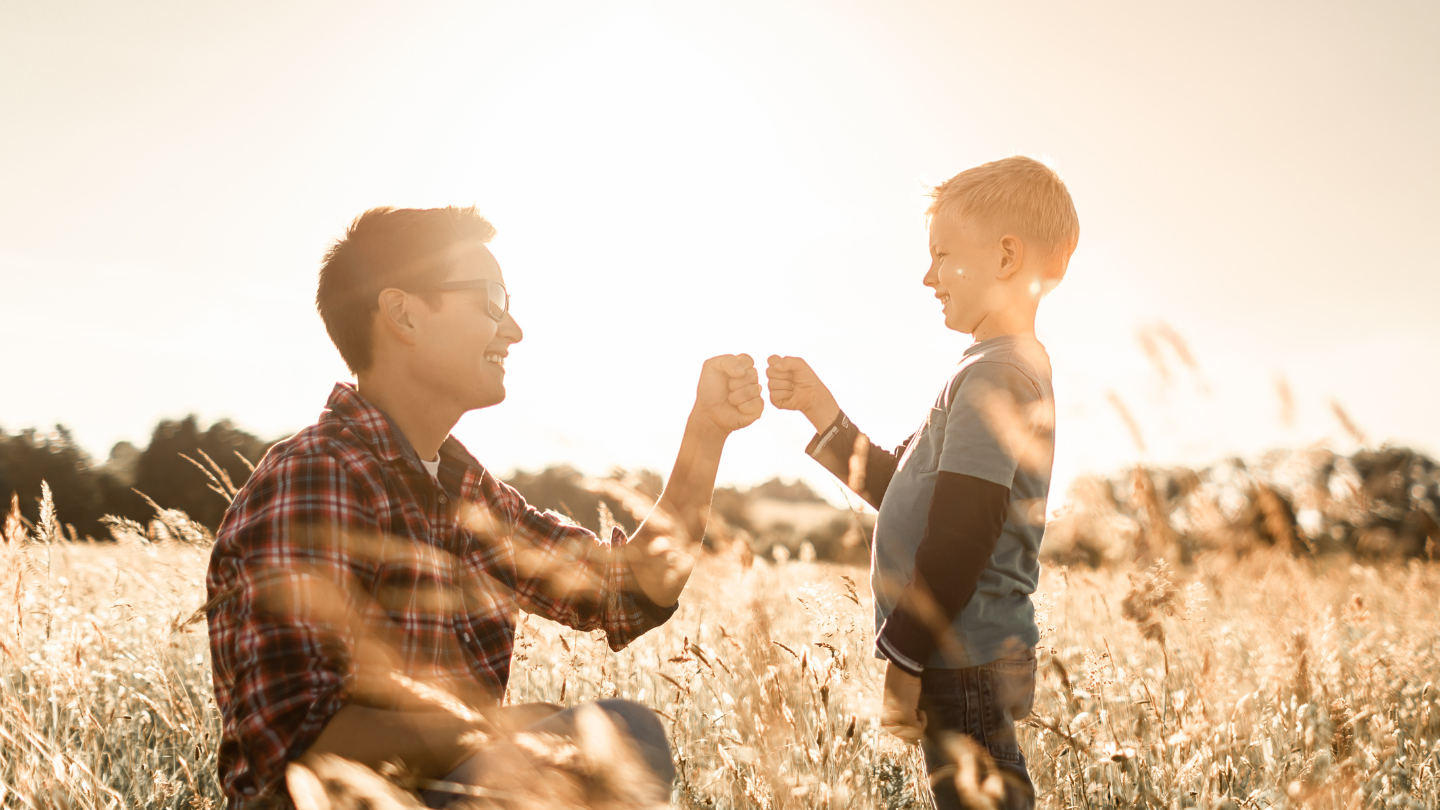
[483,352,506,369]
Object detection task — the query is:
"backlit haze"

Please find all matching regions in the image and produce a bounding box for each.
[3,0,1437,511]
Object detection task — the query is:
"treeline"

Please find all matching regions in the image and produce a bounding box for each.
[1,418,868,563]
[1045,445,1440,566]
[0,418,271,539]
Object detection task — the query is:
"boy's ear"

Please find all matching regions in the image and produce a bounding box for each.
[997,234,1024,280]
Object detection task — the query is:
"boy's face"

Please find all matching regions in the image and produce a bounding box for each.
[407,244,524,411]
[923,213,1011,335]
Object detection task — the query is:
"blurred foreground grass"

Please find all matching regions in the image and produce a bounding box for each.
[3,505,1440,808]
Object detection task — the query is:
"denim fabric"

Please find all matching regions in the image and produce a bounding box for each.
[422,699,674,808]
[919,648,1037,810]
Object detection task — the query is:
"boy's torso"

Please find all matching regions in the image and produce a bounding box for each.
[871,335,1055,668]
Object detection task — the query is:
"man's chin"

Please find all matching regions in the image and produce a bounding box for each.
[466,386,506,411]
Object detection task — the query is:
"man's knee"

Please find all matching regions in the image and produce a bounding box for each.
[591,699,675,787]
[593,700,665,743]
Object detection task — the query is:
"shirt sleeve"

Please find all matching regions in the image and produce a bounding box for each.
[874,471,1011,675]
[803,411,910,509]
[938,361,1046,487]
[207,451,377,805]
[489,476,677,651]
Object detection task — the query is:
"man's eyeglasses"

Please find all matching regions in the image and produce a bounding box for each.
[412,279,510,323]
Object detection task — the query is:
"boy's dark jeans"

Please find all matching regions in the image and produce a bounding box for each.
[919,647,1037,810]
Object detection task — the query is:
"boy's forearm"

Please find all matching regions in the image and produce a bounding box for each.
[803,412,898,509]
[800,396,841,435]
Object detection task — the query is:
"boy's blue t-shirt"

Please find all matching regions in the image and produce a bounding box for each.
[870,334,1055,668]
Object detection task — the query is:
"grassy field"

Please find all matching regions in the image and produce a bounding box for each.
[3,498,1440,809]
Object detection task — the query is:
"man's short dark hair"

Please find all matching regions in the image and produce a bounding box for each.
[317,206,496,373]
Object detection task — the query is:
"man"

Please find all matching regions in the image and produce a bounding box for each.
[206,206,763,808]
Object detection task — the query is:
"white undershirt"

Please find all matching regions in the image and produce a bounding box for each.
[421,458,441,481]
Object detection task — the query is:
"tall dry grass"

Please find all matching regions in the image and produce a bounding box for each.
[3,486,1440,808]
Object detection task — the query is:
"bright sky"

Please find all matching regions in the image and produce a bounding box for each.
[3,0,1437,509]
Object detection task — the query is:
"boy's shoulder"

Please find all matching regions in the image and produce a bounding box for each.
[940,336,1052,411]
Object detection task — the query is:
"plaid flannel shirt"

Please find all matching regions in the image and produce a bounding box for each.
[206,383,676,809]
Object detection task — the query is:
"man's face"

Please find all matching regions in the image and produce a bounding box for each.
[922,213,1008,335]
[409,243,524,411]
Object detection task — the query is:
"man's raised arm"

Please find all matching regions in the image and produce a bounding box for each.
[624,354,764,607]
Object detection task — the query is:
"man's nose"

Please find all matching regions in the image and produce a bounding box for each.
[500,311,524,344]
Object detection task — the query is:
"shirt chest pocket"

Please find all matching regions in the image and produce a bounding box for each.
[897,407,947,475]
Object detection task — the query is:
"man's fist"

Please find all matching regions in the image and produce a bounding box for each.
[765,355,840,432]
[693,354,764,434]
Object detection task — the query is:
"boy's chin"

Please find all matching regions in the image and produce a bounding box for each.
[942,315,975,336]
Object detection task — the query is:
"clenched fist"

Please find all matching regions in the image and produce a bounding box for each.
[692,354,764,434]
[765,355,840,432]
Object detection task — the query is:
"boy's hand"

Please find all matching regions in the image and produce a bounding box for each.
[880,661,926,743]
[765,355,840,433]
[692,354,764,434]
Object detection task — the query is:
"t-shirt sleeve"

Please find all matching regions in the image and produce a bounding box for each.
[939,361,1045,488]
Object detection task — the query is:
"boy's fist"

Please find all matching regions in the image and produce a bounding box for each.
[765,355,840,432]
[693,354,764,434]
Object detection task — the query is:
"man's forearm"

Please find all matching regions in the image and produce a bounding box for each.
[303,704,480,778]
[626,411,728,606]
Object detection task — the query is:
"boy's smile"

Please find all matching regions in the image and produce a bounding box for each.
[923,213,1007,336]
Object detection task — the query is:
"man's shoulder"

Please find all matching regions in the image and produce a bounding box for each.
[247,419,380,485]
[219,418,385,538]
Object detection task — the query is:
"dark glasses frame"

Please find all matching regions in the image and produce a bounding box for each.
[409,278,510,323]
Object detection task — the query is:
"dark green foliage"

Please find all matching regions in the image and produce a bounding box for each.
[0,426,108,539]
[0,417,271,538]
[130,417,271,531]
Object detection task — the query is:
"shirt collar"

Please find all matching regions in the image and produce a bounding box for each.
[322,382,481,471]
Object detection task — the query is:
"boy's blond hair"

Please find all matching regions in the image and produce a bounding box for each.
[928,156,1080,266]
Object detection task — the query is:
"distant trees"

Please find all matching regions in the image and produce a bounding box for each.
[0,417,271,538]
[0,426,109,540]
[0,416,876,564]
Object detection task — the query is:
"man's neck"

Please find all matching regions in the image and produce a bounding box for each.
[355,372,460,462]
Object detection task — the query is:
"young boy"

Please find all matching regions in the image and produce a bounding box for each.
[766,156,1077,809]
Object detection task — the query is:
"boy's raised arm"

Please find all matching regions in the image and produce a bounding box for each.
[767,355,906,508]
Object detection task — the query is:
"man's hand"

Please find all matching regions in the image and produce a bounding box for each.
[765,355,840,433]
[692,354,764,435]
[879,661,926,743]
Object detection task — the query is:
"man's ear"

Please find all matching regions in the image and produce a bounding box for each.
[996,235,1024,280]
[375,288,419,347]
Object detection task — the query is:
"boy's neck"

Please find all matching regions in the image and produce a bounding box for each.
[970,305,1037,343]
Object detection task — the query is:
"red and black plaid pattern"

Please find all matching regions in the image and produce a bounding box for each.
[206,383,673,808]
